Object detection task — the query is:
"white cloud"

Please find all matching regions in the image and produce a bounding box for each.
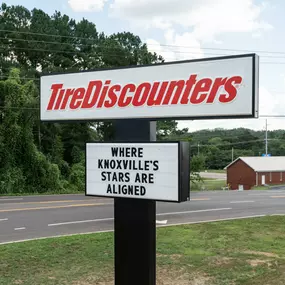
[68,0,107,12]
[170,32,203,59]
[146,32,203,61]
[177,86,285,132]
[146,39,176,61]
[67,0,280,133]
[110,0,272,77]
[109,0,277,132]
[110,0,272,42]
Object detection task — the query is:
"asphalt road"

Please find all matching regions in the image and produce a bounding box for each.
[1,189,285,245]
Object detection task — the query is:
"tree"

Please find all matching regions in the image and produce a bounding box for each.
[190,154,205,184]
[191,155,206,173]
[0,69,63,194]
[0,3,168,194]
[157,120,188,140]
[4,3,284,194]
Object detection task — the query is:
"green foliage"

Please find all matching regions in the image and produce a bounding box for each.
[0,3,163,195]
[29,151,62,193]
[0,167,26,194]
[187,127,284,170]
[191,155,206,173]
[157,120,188,140]
[2,3,283,195]
[69,163,85,191]
[190,155,205,183]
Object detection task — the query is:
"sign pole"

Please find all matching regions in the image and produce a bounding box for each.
[113,119,156,285]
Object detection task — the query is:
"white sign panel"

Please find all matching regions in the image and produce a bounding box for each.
[40,54,259,121]
[86,143,180,202]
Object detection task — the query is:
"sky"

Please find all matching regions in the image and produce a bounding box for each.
[3,0,285,132]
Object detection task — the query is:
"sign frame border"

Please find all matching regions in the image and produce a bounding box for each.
[85,141,189,203]
[40,53,259,122]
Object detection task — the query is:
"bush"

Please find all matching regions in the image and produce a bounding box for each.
[69,163,85,192]
[0,167,26,194]
[58,160,71,178]
[43,163,62,192]
[25,151,63,193]
[71,146,83,164]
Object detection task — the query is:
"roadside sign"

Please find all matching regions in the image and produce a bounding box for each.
[40,53,259,285]
[40,54,259,122]
[86,142,189,202]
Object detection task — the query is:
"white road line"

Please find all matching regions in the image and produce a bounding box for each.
[156,220,168,225]
[0,214,270,246]
[14,227,26,231]
[48,208,232,227]
[156,208,232,216]
[157,214,267,228]
[0,218,8,222]
[230,201,255,204]
[0,198,23,201]
[248,194,270,196]
[0,229,115,245]
[48,217,114,227]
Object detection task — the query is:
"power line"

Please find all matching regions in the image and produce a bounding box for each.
[0,106,39,110]
[253,62,285,65]
[0,29,96,41]
[0,44,235,57]
[157,45,285,56]
[1,76,285,101]
[0,104,284,119]
[193,138,284,148]
[0,76,40,81]
[2,76,285,97]
[3,36,285,60]
[191,139,263,147]
[259,115,285,117]
[0,45,89,55]
[0,45,170,59]
[265,119,268,156]
[2,28,285,56]
[2,45,285,65]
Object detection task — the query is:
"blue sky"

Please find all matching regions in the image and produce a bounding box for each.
[3,0,285,132]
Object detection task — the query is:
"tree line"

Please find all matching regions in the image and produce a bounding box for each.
[0,3,187,194]
[175,128,285,171]
[1,3,284,195]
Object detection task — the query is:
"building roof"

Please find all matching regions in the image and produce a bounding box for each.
[224,156,285,172]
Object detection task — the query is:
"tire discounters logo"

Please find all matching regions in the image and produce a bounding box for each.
[40,54,259,121]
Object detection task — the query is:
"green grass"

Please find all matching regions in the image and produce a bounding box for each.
[252,186,270,190]
[0,189,85,197]
[2,216,285,285]
[252,184,285,191]
[191,179,227,191]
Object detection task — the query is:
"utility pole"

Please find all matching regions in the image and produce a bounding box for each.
[232,147,234,162]
[265,119,268,156]
[198,142,200,156]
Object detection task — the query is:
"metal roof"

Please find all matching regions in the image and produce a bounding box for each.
[224,156,285,172]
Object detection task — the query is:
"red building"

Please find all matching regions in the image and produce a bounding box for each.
[224,157,285,190]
